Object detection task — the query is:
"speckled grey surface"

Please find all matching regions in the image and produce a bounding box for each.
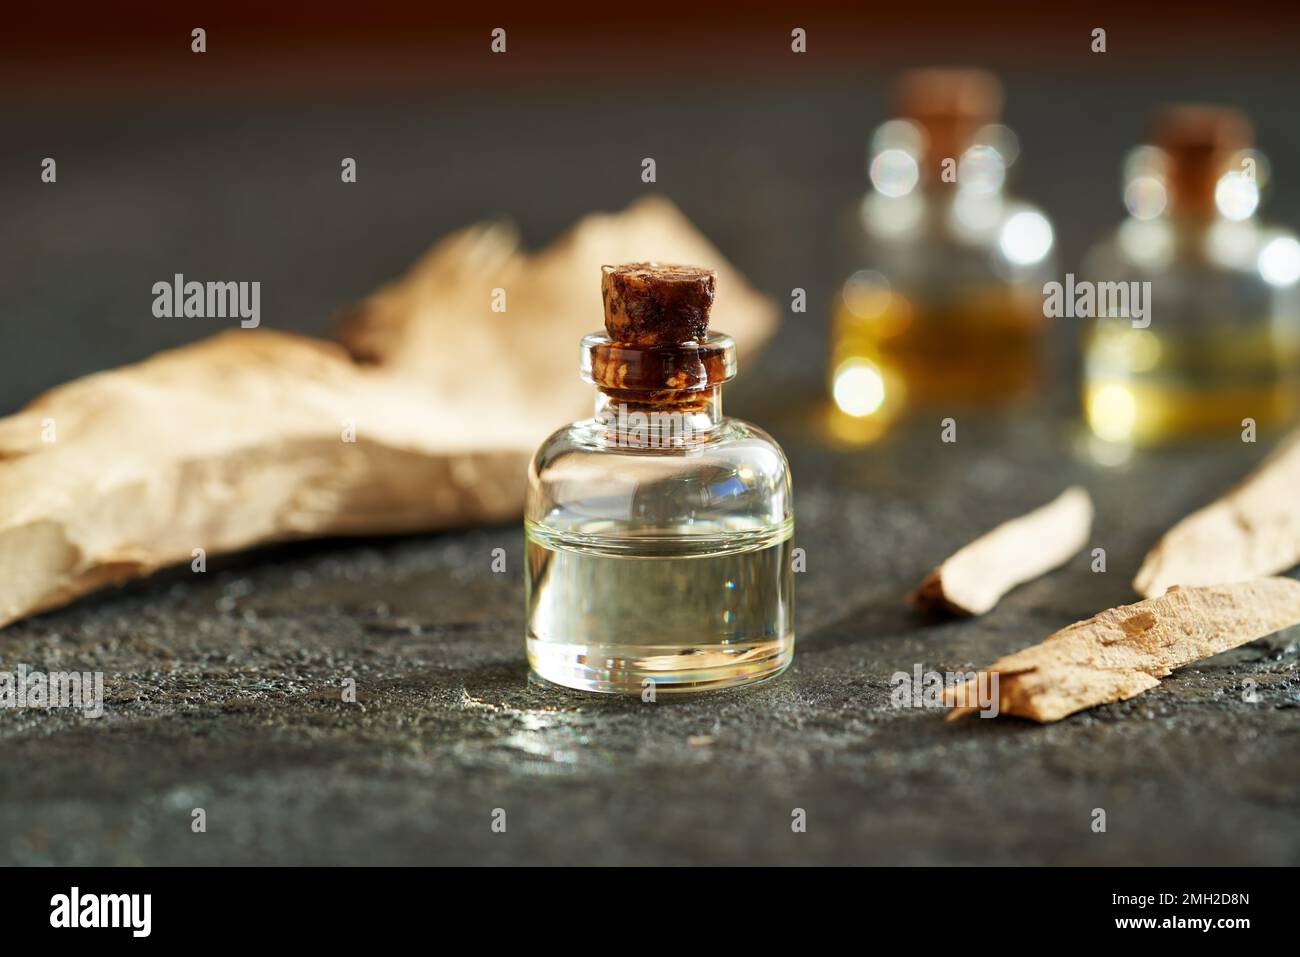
[4,411,1297,866]
[2,69,1299,865]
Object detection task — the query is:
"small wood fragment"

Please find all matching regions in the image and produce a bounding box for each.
[1135,430,1300,597]
[944,578,1300,722]
[912,486,1093,616]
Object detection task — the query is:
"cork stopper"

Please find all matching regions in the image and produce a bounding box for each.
[601,263,716,346]
[894,68,1003,173]
[1152,105,1253,219]
[585,263,734,402]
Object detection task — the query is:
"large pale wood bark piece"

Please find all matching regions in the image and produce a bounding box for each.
[1135,431,1300,597]
[0,198,777,628]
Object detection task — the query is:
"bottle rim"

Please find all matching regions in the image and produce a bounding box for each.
[579,331,737,392]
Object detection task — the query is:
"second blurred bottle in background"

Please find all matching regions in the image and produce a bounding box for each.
[829,68,1055,439]
[1081,106,1300,448]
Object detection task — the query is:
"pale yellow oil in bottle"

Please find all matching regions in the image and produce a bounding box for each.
[1083,318,1300,445]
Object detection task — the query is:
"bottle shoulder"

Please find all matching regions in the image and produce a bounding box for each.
[530,416,788,464]
[853,190,1055,283]
[526,416,793,531]
[1088,217,1297,281]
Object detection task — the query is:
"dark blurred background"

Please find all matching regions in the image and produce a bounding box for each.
[4,1,1300,415]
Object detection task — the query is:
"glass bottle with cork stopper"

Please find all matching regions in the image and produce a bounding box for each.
[1082,105,1300,448]
[830,68,1056,436]
[525,263,794,694]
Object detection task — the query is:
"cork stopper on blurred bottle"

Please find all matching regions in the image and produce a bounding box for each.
[1152,105,1253,220]
[601,263,716,346]
[895,68,1004,183]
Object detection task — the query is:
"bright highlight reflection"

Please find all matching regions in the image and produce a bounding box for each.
[999,210,1053,266]
[1088,384,1138,443]
[1258,235,1300,287]
[833,359,887,417]
[871,148,920,198]
[958,144,1006,195]
[1215,172,1260,222]
[1124,175,1167,221]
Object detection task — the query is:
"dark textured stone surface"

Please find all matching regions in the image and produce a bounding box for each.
[2,412,1297,866]
[2,68,1299,865]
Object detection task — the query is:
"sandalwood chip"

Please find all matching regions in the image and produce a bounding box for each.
[912,486,1093,616]
[601,262,716,346]
[944,578,1300,722]
[1135,430,1300,597]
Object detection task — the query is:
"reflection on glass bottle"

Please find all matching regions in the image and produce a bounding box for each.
[830,68,1055,436]
[1083,106,1300,448]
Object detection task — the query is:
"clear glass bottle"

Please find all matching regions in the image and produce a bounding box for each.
[1082,105,1300,448]
[525,263,794,694]
[829,68,1055,437]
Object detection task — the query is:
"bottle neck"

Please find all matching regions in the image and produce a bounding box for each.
[1166,209,1256,253]
[593,387,723,448]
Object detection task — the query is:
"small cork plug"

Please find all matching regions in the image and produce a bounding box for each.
[1152,105,1253,218]
[601,263,716,346]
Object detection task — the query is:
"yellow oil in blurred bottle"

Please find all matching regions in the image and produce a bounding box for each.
[1085,323,1300,445]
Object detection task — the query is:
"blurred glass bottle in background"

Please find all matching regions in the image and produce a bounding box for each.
[1083,106,1300,448]
[829,68,1055,436]
[526,264,794,694]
